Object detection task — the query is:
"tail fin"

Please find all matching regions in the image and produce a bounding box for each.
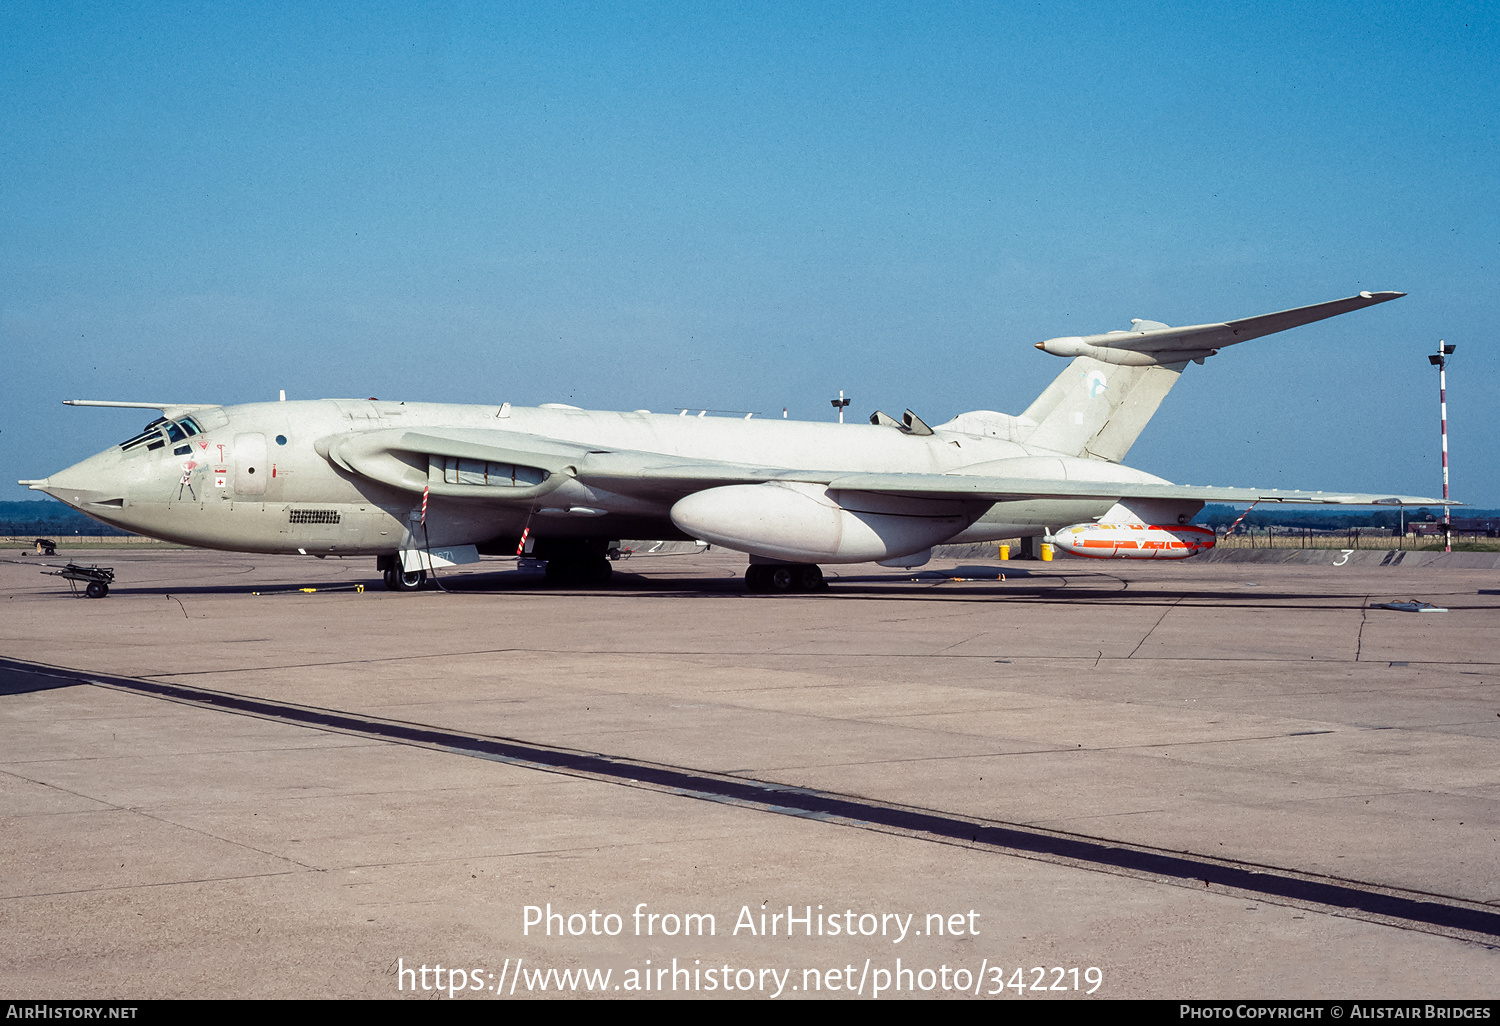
[1020,355,1186,462]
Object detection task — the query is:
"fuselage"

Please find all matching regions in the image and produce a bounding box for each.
[33,399,1171,559]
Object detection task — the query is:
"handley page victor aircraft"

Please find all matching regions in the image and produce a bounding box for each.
[22,290,1443,593]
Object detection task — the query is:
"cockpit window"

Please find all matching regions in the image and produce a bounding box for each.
[119,417,169,452]
[118,416,203,452]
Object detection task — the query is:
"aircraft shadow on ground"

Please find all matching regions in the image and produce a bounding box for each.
[0,664,84,696]
[62,566,1439,610]
[3,652,1493,942]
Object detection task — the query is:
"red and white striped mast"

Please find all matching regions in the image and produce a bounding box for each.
[1429,340,1456,552]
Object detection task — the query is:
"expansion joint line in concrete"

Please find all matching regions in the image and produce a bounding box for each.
[1356,595,1371,662]
[1127,596,1183,659]
[4,654,1499,947]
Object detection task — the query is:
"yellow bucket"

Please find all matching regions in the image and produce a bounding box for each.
[1040,542,1054,561]
[998,544,1010,561]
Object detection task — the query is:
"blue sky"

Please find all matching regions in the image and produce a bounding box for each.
[3,2,1496,503]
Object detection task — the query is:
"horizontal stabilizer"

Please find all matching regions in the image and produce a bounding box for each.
[1034,291,1405,366]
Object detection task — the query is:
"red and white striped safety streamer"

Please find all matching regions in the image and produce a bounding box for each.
[1438,340,1450,553]
[1226,500,1260,535]
[420,485,429,526]
[516,526,529,556]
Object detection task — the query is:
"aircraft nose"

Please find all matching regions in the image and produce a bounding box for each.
[30,450,131,512]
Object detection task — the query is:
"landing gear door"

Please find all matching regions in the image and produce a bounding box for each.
[234,433,268,496]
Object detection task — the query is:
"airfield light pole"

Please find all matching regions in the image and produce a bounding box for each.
[1428,341,1456,553]
[831,390,850,424]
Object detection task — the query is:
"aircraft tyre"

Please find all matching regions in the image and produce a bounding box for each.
[797,564,826,590]
[85,582,108,599]
[745,564,824,593]
[390,568,426,591]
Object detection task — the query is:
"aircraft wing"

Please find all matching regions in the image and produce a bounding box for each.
[321,427,591,500]
[317,426,1448,508]
[825,473,1448,506]
[317,426,817,500]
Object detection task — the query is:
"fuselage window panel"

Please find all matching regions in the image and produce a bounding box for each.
[165,422,186,443]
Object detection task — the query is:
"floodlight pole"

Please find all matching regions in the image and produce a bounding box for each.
[831,390,850,424]
[1429,340,1455,553]
[1441,346,1449,553]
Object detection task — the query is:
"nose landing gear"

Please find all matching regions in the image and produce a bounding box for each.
[384,567,427,591]
[745,563,826,593]
[377,554,426,591]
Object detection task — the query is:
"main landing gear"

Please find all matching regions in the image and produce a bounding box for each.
[745,563,826,593]
[532,538,615,587]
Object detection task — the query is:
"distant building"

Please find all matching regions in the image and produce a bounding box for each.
[1411,517,1500,538]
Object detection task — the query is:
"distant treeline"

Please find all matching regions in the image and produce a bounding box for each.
[1192,504,1494,531]
[0,500,133,537]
